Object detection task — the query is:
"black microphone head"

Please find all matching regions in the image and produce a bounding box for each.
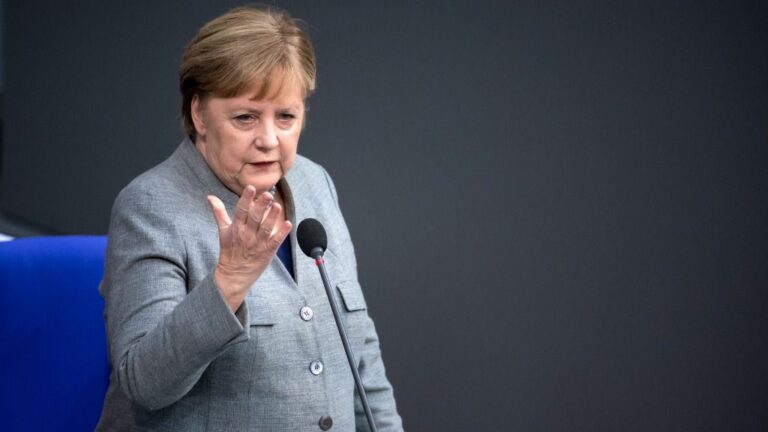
[297,218,327,258]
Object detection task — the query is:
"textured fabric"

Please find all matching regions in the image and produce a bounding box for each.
[0,236,109,431]
[96,139,403,431]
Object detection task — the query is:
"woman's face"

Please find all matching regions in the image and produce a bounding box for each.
[191,76,305,196]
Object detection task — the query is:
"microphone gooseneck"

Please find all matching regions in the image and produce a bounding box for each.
[296,218,378,432]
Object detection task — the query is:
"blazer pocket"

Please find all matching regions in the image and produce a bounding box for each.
[247,297,276,326]
[336,280,367,312]
[336,281,368,355]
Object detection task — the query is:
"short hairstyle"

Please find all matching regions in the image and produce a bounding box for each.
[179,5,317,138]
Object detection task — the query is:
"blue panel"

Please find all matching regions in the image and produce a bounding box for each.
[0,236,109,431]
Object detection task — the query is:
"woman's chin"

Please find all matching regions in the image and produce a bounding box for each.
[239,176,281,194]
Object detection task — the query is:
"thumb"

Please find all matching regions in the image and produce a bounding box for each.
[207,195,232,230]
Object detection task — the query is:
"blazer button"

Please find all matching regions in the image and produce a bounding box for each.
[310,360,324,375]
[318,415,333,430]
[300,306,314,321]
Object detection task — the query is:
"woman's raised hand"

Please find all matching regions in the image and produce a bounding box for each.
[206,185,293,311]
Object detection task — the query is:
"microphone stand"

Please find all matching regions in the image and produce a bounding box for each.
[311,248,378,432]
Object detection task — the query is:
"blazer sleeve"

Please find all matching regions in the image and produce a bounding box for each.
[101,185,250,411]
[319,167,405,431]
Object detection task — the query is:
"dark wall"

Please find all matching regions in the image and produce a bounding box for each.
[3,1,767,430]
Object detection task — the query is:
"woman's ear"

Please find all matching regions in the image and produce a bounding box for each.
[301,101,309,130]
[191,95,207,138]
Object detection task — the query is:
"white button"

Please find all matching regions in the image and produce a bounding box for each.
[310,360,324,375]
[300,306,314,321]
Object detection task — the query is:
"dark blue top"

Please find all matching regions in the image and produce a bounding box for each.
[276,238,294,279]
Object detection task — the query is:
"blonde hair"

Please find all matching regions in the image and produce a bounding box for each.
[179,5,316,138]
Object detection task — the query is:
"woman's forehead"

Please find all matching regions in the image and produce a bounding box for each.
[243,68,305,102]
[214,89,303,112]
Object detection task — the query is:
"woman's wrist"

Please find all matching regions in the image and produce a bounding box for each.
[213,265,252,311]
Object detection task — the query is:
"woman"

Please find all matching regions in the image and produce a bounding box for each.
[96,6,403,431]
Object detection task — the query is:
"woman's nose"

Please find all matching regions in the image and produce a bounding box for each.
[254,120,279,149]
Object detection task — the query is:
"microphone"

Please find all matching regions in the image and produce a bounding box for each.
[297,218,377,432]
[297,217,327,259]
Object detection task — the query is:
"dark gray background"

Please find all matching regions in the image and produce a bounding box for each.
[2,0,767,430]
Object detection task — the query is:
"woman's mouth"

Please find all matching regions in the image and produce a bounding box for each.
[249,161,277,169]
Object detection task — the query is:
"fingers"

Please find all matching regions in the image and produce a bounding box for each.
[269,220,293,251]
[220,186,286,255]
[257,201,282,240]
[251,201,291,253]
[234,186,257,226]
[246,192,275,232]
[207,195,231,230]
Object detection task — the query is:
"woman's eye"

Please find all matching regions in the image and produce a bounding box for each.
[234,114,256,123]
[278,113,296,121]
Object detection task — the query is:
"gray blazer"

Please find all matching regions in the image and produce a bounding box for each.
[96,139,403,431]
